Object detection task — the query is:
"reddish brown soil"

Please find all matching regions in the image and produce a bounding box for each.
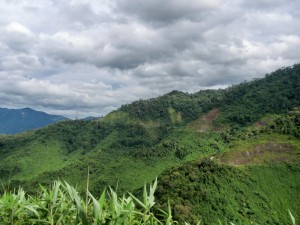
[188,108,220,132]
[255,120,267,128]
[202,108,219,123]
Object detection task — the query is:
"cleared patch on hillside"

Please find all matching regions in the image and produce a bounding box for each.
[219,135,300,165]
[254,114,281,128]
[102,111,130,123]
[168,107,182,124]
[138,120,161,128]
[187,108,221,132]
[103,110,160,128]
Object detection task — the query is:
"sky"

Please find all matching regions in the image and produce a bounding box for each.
[0,0,299,118]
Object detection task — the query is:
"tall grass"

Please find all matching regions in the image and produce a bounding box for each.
[0,180,296,224]
[0,179,176,225]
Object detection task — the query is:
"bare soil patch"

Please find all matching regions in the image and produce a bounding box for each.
[221,142,299,166]
[188,108,220,132]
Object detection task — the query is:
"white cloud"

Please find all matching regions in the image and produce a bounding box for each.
[6,22,33,36]
[0,0,299,118]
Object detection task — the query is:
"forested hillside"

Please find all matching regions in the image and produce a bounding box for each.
[216,64,300,126]
[0,64,299,224]
[155,113,300,224]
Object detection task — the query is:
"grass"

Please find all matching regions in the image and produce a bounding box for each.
[3,119,297,196]
[0,179,177,225]
[1,178,296,225]
[218,133,300,165]
[0,117,228,195]
[168,107,182,124]
[0,139,83,183]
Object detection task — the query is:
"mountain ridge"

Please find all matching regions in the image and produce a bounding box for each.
[0,107,68,134]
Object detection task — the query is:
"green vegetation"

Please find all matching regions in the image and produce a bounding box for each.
[0,178,298,224]
[219,133,300,165]
[155,160,300,225]
[0,64,300,223]
[0,179,179,225]
[0,88,226,194]
[119,89,224,125]
[215,64,300,126]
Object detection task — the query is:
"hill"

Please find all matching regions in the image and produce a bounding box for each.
[0,107,68,134]
[215,64,300,126]
[0,89,225,193]
[156,159,300,224]
[154,106,300,224]
[0,64,299,223]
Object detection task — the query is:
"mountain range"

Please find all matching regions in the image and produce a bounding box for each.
[0,107,68,134]
[0,64,299,224]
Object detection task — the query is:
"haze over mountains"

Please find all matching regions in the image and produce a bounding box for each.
[0,107,68,134]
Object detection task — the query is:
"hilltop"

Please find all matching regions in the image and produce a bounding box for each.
[0,64,299,223]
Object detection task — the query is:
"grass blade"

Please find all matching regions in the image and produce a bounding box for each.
[288,209,296,225]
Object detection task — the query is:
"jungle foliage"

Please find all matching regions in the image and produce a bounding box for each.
[155,160,300,225]
[0,64,300,224]
[215,64,300,126]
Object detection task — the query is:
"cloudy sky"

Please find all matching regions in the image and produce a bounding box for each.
[0,0,299,118]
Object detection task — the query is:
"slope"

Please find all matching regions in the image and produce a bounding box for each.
[155,112,300,224]
[155,160,300,224]
[215,64,300,126]
[0,63,299,200]
[0,89,225,194]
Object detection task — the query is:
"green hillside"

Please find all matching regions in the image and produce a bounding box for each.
[156,160,300,224]
[0,64,300,223]
[215,64,300,126]
[0,113,225,194]
[0,88,225,194]
[155,108,300,224]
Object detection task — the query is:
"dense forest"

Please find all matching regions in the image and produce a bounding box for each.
[0,64,299,224]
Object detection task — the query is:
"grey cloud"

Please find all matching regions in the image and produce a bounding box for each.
[57,1,98,25]
[0,54,42,72]
[0,22,36,52]
[37,23,176,70]
[241,0,299,10]
[132,60,245,92]
[115,0,220,24]
[0,0,299,118]
[51,1,117,28]
[0,73,120,116]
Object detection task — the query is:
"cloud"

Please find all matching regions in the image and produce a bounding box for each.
[241,0,299,10]
[0,22,36,52]
[115,0,221,24]
[0,0,299,118]
[0,71,122,118]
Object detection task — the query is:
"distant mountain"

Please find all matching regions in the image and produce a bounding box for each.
[0,107,68,134]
